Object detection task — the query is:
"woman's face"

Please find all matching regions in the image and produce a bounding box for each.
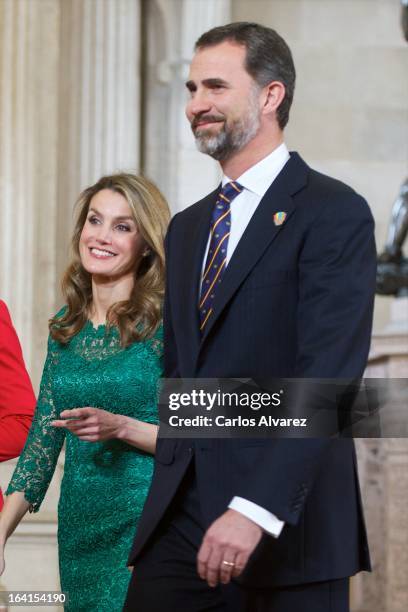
[79,189,145,280]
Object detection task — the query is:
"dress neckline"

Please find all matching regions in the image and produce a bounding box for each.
[86,319,107,334]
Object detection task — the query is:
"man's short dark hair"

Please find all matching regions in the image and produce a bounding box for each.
[195,22,296,130]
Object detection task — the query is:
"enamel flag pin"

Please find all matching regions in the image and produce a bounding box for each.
[273,211,287,226]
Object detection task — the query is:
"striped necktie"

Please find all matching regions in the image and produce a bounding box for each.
[199,181,243,332]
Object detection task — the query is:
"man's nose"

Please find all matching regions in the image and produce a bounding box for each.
[186,91,212,119]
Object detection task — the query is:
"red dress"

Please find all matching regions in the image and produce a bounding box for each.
[0,300,36,509]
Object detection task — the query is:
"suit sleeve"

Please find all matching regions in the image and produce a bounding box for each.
[0,301,36,462]
[294,192,376,378]
[234,192,376,526]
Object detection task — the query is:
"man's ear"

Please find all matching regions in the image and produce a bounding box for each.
[261,81,286,117]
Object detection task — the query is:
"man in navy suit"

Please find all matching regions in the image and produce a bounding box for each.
[125,22,375,612]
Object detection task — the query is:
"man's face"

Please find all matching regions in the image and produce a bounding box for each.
[185,41,262,161]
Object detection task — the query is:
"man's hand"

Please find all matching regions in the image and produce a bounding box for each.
[51,407,122,442]
[197,509,262,587]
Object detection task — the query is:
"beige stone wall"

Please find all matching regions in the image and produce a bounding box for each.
[232,0,408,334]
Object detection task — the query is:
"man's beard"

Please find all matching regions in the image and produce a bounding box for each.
[191,89,261,161]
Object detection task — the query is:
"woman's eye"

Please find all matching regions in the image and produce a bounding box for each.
[116,224,130,232]
[88,216,100,225]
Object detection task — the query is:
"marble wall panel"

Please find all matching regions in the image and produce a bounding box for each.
[231,0,408,333]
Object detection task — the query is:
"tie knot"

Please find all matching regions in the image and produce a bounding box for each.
[219,181,243,205]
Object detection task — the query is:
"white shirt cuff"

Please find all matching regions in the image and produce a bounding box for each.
[228,496,285,538]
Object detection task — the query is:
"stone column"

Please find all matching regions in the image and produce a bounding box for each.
[0,0,60,384]
[0,0,142,603]
[143,0,231,213]
[0,0,142,386]
[56,0,142,294]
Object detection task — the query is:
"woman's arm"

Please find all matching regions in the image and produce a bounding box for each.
[0,334,66,573]
[116,416,158,454]
[5,335,66,511]
[0,492,30,575]
[52,407,158,454]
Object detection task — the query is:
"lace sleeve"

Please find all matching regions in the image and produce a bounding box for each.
[5,336,65,512]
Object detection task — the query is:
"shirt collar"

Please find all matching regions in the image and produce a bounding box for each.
[222,143,290,198]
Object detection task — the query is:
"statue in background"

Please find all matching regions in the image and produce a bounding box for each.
[376,0,408,296]
[377,180,408,295]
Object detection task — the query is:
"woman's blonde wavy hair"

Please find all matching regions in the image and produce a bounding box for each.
[49,173,170,347]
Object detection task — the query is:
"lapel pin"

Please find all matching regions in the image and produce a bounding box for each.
[273,211,287,226]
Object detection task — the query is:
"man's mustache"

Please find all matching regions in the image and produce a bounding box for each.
[191,114,225,131]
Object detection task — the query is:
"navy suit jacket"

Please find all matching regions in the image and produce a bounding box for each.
[128,152,375,587]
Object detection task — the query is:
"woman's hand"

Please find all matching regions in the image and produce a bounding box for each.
[0,541,5,576]
[52,408,158,453]
[51,408,122,442]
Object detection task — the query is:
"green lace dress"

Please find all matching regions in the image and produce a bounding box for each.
[6,318,162,611]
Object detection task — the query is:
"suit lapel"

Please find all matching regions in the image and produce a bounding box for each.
[200,152,309,344]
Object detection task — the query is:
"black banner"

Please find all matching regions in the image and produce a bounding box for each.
[157,378,407,438]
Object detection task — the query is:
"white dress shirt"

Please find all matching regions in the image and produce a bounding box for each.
[201,142,290,537]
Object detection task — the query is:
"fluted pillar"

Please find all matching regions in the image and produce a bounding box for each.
[0,0,142,387]
[0,1,142,603]
[144,0,231,212]
[0,0,60,384]
[56,0,141,296]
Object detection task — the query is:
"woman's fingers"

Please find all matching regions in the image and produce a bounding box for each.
[51,419,83,428]
[60,407,95,419]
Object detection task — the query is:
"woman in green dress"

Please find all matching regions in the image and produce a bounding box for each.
[0,173,170,611]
